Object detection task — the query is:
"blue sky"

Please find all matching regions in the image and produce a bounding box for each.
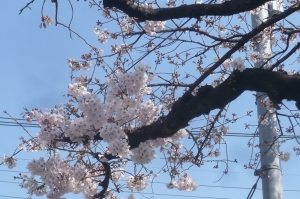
[0,1,300,199]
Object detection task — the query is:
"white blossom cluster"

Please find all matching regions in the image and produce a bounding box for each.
[69,82,89,96]
[101,3,166,37]
[213,125,229,143]
[139,2,154,9]
[170,128,188,141]
[6,0,300,198]
[108,138,132,158]
[231,57,246,72]
[27,108,67,148]
[128,194,136,199]
[1,154,17,169]
[120,16,135,34]
[174,174,198,191]
[222,59,232,69]
[19,64,190,188]
[100,123,127,143]
[167,174,197,191]
[25,64,166,160]
[103,64,162,128]
[22,156,98,199]
[111,44,131,55]
[68,58,91,71]
[207,149,221,157]
[151,128,188,149]
[195,0,204,4]
[137,2,166,36]
[143,20,167,36]
[127,175,150,191]
[131,140,156,164]
[94,27,110,43]
[111,168,125,183]
[213,57,246,76]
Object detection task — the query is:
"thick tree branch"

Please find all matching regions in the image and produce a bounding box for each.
[94,153,111,199]
[127,68,300,148]
[103,0,271,22]
[56,3,300,150]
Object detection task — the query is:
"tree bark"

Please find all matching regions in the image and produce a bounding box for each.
[103,0,272,22]
[126,68,300,148]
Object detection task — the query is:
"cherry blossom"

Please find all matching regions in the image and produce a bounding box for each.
[127,175,149,191]
[231,57,246,72]
[173,174,198,192]
[1,154,16,169]
[5,0,300,198]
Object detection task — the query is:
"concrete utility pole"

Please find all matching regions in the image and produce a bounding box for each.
[251,2,283,199]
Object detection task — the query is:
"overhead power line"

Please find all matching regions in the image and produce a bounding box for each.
[0,177,299,193]
[0,121,38,126]
[0,117,32,121]
[0,116,299,139]
[0,195,28,199]
[122,191,232,199]
[0,116,38,128]
[0,120,298,139]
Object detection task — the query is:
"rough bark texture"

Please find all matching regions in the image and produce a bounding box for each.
[126,68,300,148]
[103,0,272,22]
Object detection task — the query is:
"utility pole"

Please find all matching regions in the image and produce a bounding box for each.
[251,2,284,199]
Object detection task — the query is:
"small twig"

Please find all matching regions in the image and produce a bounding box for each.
[67,0,74,38]
[19,0,35,14]
[57,22,96,51]
[195,107,225,161]
[51,0,59,26]
[41,0,46,16]
[269,42,300,70]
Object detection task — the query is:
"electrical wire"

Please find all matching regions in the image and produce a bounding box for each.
[0,172,299,199]
[0,117,39,128]
[0,195,28,199]
[0,122,39,127]
[0,177,299,192]
[1,117,300,198]
[0,159,286,175]
[0,117,299,139]
[0,117,33,121]
[0,192,231,199]
[0,121,38,126]
[0,120,298,139]
[122,191,232,199]
[0,169,29,173]
[2,159,300,176]
[0,180,19,184]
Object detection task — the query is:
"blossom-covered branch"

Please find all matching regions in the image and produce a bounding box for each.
[8,0,300,198]
[125,68,300,148]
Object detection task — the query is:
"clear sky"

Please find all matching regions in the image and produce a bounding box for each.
[0,1,300,199]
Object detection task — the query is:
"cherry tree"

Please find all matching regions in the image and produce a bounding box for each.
[2,0,300,198]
